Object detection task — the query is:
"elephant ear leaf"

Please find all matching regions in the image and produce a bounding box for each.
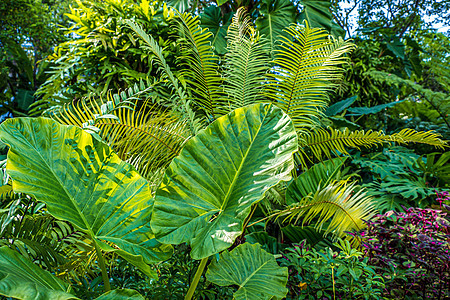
[206,242,288,300]
[256,0,297,49]
[298,0,333,32]
[0,117,173,279]
[151,103,298,259]
[0,246,78,300]
[94,289,145,300]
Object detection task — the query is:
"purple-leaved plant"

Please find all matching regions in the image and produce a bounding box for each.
[359,207,450,299]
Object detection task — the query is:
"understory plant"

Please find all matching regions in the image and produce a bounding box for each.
[352,146,450,212]
[359,208,450,299]
[280,239,385,299]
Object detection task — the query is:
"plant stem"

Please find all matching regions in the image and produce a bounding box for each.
[94,241,111,292]
[185,257,208,300]
[331,266,336,300]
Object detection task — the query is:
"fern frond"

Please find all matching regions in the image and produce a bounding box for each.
[53,96,190,180]
[218,7,270,116]
[266,21,355,133]
[0,211,85,270]
[299,127,447,164]
[98,101,190,180]
[280,181,375,238]
[126,20,201,134]
[286,157,348,205]
[259,182,287,215]
[175,11,223,120]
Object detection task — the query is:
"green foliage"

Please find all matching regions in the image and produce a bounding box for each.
[285,157,348,205]
[151,103,298,259]
[147,244,234,299]
[280,239,385,300]
[266,21,355,133]
[356,0,450,34]
[281,180,375,239]
[206,242,289,300]
[199,6,232,55]
[175,11,224,120]
[3,2,449,298]
[53,93,190,183]
[93,289,145,300]
[368,70,450,133]
[220,8,270,115]
[0,0,70,116]
[0,117,173,281]
[255,0,297,49]
[0,246,77,300]
[299,127,446,164]
[36,0,179,107]
[352,146,450,211]
[281,225,334,250]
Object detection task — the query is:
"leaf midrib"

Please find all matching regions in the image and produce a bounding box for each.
[219,105,270,211]
[26,125,95,237]
[237,259,271,291]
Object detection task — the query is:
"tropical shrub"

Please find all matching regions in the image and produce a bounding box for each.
[280,239,385,299]
[0,5,448,300]
[359,207,450,299]
[34,0,180,111]
[0,102,296,299]
[352,146,450,212]
[0,0,72,117]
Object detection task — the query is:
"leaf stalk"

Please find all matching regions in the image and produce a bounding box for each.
[185,257,208,300]
[93,241,111,292]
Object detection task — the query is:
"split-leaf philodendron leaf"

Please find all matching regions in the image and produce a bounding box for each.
[151,103,298,259]
[0,117,173,279]
[0,246,78,300]
[206,242,289,300]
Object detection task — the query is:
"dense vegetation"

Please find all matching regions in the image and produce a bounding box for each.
[0,0,449,299]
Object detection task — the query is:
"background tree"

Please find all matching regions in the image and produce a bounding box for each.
[0,0,71,118]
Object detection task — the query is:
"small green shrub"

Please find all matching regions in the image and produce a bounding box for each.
[280,239,385,299]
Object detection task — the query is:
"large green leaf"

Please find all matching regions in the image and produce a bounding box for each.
[94,289,144,300]
[245,231,286,254]
[347,100,405,116]
[255,0,297,49]
[167,0,191,12]
[151,103,298,259]
[298,0,332,31]
[200,6,232,55]
[0,246,77,300]
[206,242,288,300]
[324,96,357,116]
[286,157,346,205]
[281,224,334,249]
[0,118,173,278]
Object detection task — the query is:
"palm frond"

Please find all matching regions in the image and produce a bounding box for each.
[286,157,348,205]
[126,20,201,134]
[98,101,190,180]
[175,11,223,120]
[259,182,288,215]
[0,204,86,272]
[266,21,355,133]
[218,7,270,116]
[279,181,375,238]
[298,127,447,165]
[53,96,190,181]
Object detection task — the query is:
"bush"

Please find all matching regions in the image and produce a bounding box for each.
[280,239,385,300]
[360,207,450,299]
